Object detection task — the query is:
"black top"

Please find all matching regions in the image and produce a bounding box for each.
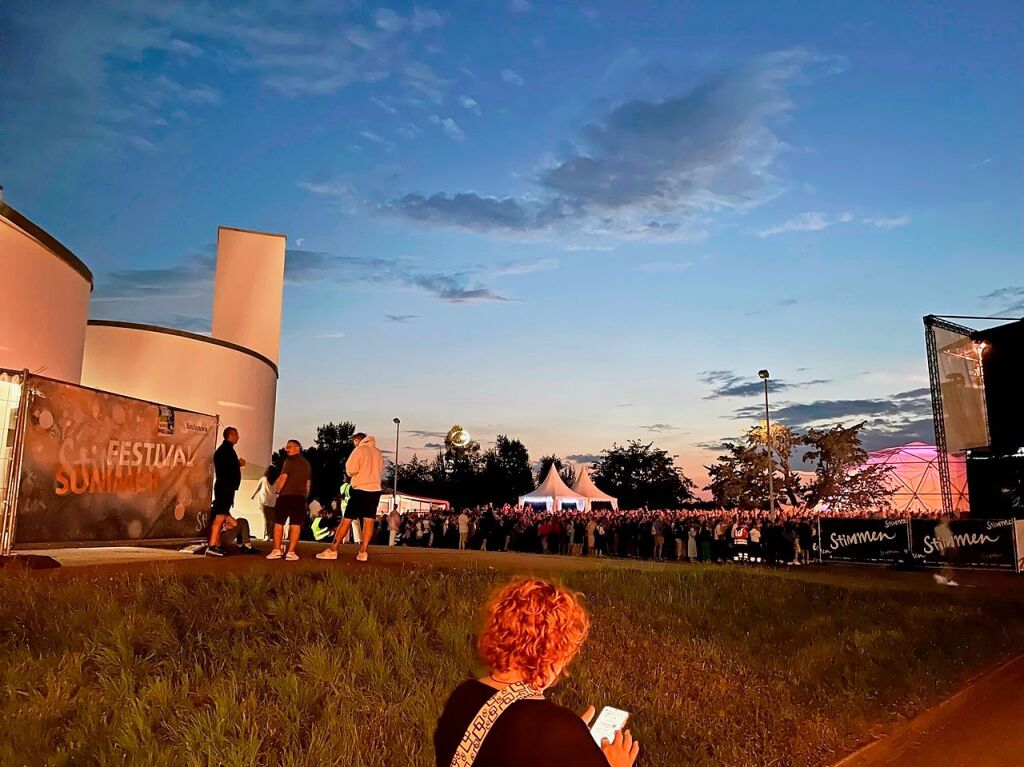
[434,680,607,767]
[213,440,241,492]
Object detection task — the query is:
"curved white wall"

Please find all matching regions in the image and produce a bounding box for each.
[0,212,91,382]
[212,227,286,366]
[81,323,279,535]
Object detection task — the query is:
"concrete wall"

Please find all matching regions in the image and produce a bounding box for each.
[0,213,91,383]
[212,227,286,366]
[81,323,279,536]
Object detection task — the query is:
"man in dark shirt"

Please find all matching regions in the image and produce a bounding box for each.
[206,427,247,556]
[267,439,312,561]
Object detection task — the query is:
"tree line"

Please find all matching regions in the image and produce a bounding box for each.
[288,422,695,510]
[286,419,891,512]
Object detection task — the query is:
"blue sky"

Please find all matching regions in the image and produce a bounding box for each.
[2,1,1021,487]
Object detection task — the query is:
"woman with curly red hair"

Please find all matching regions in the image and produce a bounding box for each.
[434,578,639,767]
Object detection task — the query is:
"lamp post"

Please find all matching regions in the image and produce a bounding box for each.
[392,418,401,515]
[758,370,776,515]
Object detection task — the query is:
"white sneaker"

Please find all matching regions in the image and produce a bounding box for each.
[356,551,368,562]
[285,552,299,561]
[933,574,949,586]
[946,579,959,587]
[265,549,283,560]
[315,548,338,560]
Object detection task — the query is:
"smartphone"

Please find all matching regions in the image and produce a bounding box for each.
[590,706,629,745]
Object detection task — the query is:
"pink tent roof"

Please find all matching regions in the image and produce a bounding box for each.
[861,442,969,514]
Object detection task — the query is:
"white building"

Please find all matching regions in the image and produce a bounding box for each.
[1,198,286,538]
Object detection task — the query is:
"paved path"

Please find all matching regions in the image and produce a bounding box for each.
[836,655,1024,767]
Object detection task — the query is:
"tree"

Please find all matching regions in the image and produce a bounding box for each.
[535,455,577,487]
[384,454,437,498]
[704,441,770,510]
[481,435,534,506]
[303,421,357,501]
[592,441,696,509]
[801,423,894,511]
[745,423,803,505]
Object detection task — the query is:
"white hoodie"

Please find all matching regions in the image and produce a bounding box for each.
[346,435,384,491]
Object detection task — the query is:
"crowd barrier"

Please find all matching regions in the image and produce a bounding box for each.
[818,517,1024,572]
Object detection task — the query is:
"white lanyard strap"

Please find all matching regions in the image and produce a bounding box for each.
[450,682,539,767]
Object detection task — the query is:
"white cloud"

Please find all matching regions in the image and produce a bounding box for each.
[637,261,692,273]
[297,181,353,198]
[458,95,482,115]
[371,96,398,115]
[411,7,444,32]
[501,68,525,86]
[758,211,831,237]
[374,8,405,32]
[386,49,844,241]
[838,211,854,222]
[429,114,465,141]
[863,214,911,230]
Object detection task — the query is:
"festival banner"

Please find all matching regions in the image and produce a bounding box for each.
[910,518,1017,570]
[1016,520,1024,574]
[819,518,910,562]
[14,375,217,544]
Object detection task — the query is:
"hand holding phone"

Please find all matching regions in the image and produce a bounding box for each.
[590,705,629,746]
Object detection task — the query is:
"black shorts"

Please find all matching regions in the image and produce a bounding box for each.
[345,489,382,520]
[211,491,235,515]
[274,495,306,526]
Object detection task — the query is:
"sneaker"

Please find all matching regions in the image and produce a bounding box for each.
[356,551,368,563]
[933,573,950,586]
[285,552,299,561]
[205,546,225,557]
[946,579,960,587]
[239,545,260,555]
[266,549,284,560]
[315,548,338,560]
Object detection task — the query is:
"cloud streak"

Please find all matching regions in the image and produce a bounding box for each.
[385,49,842,241]
[699,369,830,399]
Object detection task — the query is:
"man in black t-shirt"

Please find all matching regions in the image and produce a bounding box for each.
[206,427,246,557]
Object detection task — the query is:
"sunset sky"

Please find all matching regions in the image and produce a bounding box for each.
[2,1,1021,488]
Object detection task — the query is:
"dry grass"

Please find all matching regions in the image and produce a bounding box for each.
[1,564,1023,766]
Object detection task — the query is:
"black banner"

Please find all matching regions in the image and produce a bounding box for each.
[820,518,909,562]
[910,518,1017,570]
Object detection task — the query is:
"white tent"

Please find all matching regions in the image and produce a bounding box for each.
[571,465,619,510]
[519,464,588,511]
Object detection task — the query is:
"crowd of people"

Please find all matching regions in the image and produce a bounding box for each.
[203,425,944,568]
[342,506,820,565]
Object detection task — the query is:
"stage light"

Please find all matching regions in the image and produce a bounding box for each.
[758,369,770,379]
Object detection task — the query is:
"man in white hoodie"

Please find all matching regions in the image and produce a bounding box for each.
[317,432,384,562]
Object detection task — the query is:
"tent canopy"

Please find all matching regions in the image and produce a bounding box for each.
[519,465,588,511]
[861,442,969,514]
[571,465,619,510]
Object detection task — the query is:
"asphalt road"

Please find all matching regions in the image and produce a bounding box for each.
[836,655,1024,767]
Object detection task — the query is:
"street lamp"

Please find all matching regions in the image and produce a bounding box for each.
[758,370,776,515]
[392,418,401,515]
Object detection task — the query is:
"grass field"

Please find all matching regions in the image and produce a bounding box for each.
[1,561,1023,767]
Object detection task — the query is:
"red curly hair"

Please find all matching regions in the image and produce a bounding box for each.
[477,578,590,690]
